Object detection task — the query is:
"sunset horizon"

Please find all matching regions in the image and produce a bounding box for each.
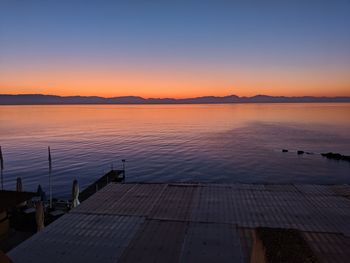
[1,73,349,98]
[1,1,350,98]
[1,1,350,262]
[1,91,350,99]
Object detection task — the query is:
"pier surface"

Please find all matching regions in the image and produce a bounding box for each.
[8,183,350,262]
[79,169,124,202]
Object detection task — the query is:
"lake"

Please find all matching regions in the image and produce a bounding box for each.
[0,103,349,198]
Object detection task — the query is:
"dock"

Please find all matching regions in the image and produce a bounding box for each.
[7,183,350,262]
[79,169,124,202]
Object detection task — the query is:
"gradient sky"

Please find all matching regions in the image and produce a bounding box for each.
[1,0,350,98]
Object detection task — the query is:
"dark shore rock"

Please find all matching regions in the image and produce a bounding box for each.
[321,152,350,162]
[297,150,304,155]
[282,149,288,152]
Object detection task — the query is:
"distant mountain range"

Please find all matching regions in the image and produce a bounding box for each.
[0,94,350,105]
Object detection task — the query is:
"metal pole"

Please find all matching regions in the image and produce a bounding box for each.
[122,159,126,181]
[1,169,3,190]
[49,169,52,208]
[0,146,4,190]
[48,147,52,209]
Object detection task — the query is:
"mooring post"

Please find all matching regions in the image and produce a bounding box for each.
[48,146,52,209]
[122,159,126,181]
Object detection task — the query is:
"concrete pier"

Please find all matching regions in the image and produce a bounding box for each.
[8,183,350,262]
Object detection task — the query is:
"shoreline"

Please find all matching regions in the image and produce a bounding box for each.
[1,101,350,106]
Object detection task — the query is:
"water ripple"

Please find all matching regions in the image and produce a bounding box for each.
[1,104,349,198]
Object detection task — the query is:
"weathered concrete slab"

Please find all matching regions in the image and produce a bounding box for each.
[8,213,144,263]
[303,232,350,263]
[180,222,243,263]
[119,219,187,263]
[105,183,167,216]
[71,183,136,214]
[8,183,350,262]
[191,184,235,224]
[150,184,198,221]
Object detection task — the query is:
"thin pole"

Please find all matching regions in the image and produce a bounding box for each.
[122,159,126,181]
[0,146,4,190]
[0,170,3,191]
[48,146,52,209]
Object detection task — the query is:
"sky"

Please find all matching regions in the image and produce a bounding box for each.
[0,0,350,98]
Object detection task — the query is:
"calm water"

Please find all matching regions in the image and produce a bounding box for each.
[1,103,349,198]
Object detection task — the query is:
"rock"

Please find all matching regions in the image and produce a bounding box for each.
[321,152,350,162]
[282,149,288,152]
[297,151,304,155]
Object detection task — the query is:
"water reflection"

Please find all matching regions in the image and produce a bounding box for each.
[0,103,349,197]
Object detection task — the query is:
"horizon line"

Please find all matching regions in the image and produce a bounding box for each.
[1,93,350,99]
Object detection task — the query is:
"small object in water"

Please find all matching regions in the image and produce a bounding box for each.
[282,149,288,152]
[297,150,304,155]
[321,152,350,162]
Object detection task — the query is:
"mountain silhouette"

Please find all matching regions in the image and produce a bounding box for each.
[0,94,349,105]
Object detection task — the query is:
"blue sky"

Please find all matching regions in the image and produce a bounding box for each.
[1,0,350,97]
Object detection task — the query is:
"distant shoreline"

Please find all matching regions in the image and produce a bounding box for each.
[1,102,350,106]
[1,94,350,105]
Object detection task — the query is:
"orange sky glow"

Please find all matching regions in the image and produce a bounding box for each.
[1,66,349,98]
[1,2,350,98]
